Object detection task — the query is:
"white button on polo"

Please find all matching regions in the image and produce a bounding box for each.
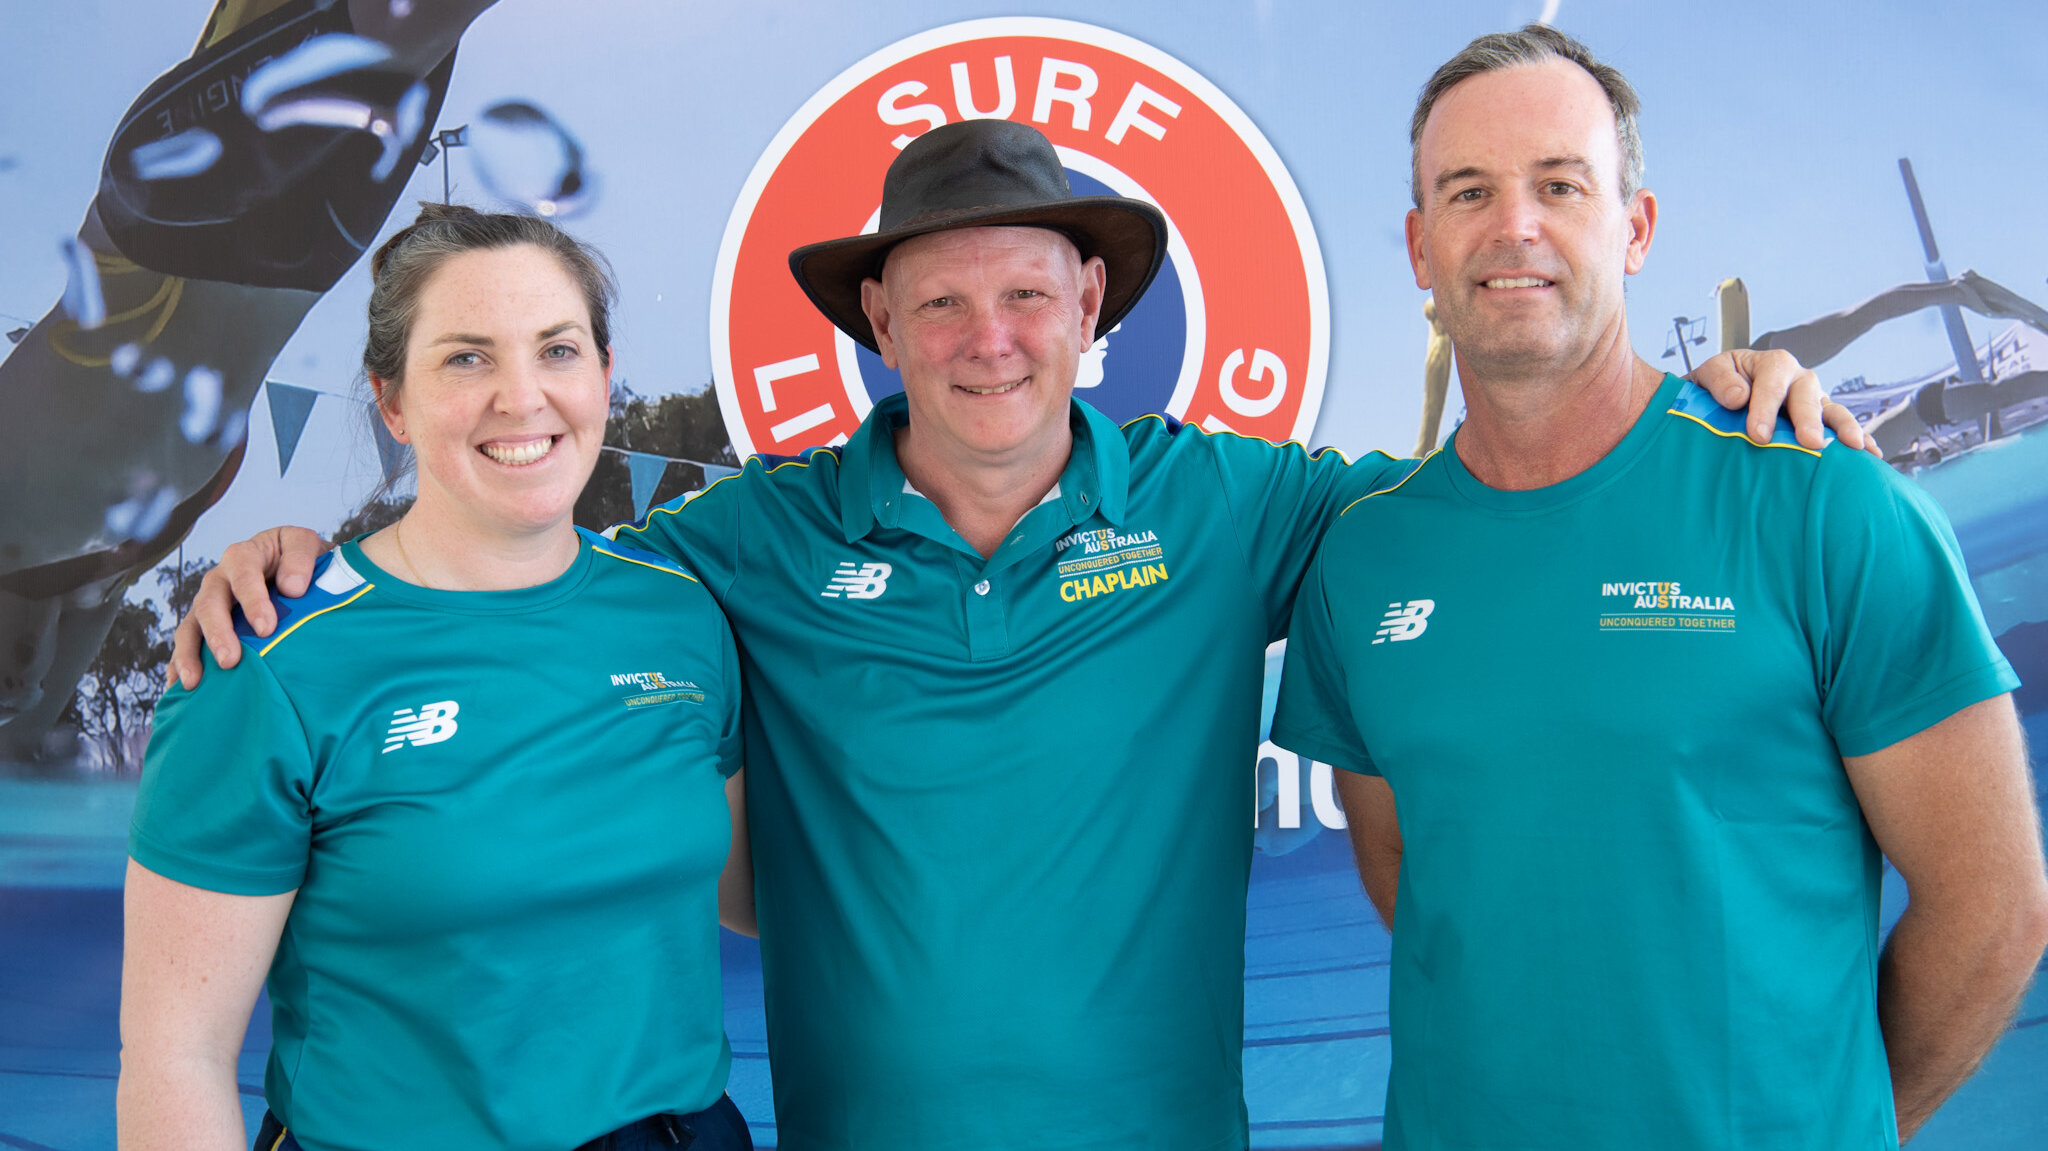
[974,580,991,596]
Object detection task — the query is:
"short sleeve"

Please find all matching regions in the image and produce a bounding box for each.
[715,616,744,780]
[1271,548,1380,775]
[607,471,745,603]
[129,647,315,895]
[1206,432,1414,642]
[1804,449,2019,757]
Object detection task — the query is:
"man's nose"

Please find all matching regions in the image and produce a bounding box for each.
[1489,186,1543,245]
[963,304,1019,359]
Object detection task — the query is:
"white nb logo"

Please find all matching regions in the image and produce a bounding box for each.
[1372,599,1435,645]
[383,700,460,753]
[821,561,892,600]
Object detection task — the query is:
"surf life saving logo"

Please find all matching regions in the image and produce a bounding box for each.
[711,17,1328,457]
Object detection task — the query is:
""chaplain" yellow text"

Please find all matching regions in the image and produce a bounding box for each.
[1060,563,1171,602]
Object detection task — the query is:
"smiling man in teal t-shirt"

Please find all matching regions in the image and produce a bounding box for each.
[1274,26,2048,1150]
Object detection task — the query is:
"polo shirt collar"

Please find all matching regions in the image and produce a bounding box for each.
[837,393,1130,544]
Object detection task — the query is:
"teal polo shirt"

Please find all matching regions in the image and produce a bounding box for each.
[1273,375,2018,1150]
[615,393,1408,1150]
[131,532,743,1151]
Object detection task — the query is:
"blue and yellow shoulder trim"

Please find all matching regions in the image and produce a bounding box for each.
[1665,380,1830,457]
[609,445,839,540]
[236,550,374,657]
[580,527,701,583]
[1340,448,1440,515]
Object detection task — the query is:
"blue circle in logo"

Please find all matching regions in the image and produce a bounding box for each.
[853,170,1186,424]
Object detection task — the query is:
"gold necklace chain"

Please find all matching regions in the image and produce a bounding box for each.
[391,517,431,588]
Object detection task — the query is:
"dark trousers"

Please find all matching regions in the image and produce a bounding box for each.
[254,1094,753,1151]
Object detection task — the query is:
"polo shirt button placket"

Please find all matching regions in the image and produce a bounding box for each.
[964,572,1008,660]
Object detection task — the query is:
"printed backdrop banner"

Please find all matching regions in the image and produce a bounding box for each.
[2,2,2045,1149]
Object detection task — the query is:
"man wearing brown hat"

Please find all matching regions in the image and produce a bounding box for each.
[175,117,1858,1149]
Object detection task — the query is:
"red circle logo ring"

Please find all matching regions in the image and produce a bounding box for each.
[711,17,1328,457]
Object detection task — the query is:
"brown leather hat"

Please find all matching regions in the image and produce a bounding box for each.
[787,119,1168,353]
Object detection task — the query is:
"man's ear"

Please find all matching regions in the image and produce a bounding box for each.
[1406,208,1432,290]
[1624,188,1658,275]
[860,278,898,369]
[1077,255,1107,345]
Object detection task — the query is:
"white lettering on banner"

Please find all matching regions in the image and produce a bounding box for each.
[1031,58,1098,130]
[753,353,821,413]
[878,80,947,150]
[871,60,1180,152]
[1254,741,1347,831]
[1218,347,1287,418]
[951,56,1016,119]
[1106,81,1182,145]
[1272,746,1298,828]
[1309,759,1346,829]
[770,404,836,443]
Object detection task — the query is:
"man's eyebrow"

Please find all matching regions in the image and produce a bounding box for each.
[1432,155,1598,195]
[1433,165,1486,193]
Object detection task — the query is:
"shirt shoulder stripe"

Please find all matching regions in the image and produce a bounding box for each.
[1664,380,1829,457]
[1341,447,1443,515]
[1121,410,1403,474]
[590,543,701,583]
[230,550,375,657]
[610,446,840,541]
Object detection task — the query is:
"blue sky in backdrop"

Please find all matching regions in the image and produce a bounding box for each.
[4,0,2046,565]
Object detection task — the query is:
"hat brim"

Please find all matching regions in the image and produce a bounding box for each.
[787,197,1168,353]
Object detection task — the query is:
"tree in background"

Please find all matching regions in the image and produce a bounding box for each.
[51,558,215,774]
[69,598,168,774]
[574,384,738,531]
[335,495,414,544]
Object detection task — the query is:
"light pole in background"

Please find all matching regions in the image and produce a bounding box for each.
[1663,315,1706,374]
[418,125,470,204]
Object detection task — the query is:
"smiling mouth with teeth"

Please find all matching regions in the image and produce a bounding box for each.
[1483,276,1555,289]
[958,378,1026,396]
[479,436,559,466]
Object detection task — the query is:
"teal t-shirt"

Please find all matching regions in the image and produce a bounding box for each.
[130,531,743,1151]
[613,394,1408,1150]
[1273,375,2018,1151]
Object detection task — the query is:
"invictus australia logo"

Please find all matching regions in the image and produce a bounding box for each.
[711,17,1328,457]
[1056,525,1169,602]
[610,672,706,710]
[1597,580,1736,633]
[383,700,460,753]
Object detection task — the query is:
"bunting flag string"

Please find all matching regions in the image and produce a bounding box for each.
[260,380,743,486]
[626,451,669,522]
[265,381,320,475]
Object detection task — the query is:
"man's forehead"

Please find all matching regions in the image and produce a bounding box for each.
[1418,58,1619,181]
[880,225,1083,283]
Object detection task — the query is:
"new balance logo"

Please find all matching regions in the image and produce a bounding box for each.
[1372,600,1434,645]
[821,561,891,600]
[383,701,461,753]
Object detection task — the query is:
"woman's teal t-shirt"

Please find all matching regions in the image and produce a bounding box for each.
[131,530,741,1151]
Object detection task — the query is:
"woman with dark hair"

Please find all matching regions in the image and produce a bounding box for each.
[115,204,754,1151]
